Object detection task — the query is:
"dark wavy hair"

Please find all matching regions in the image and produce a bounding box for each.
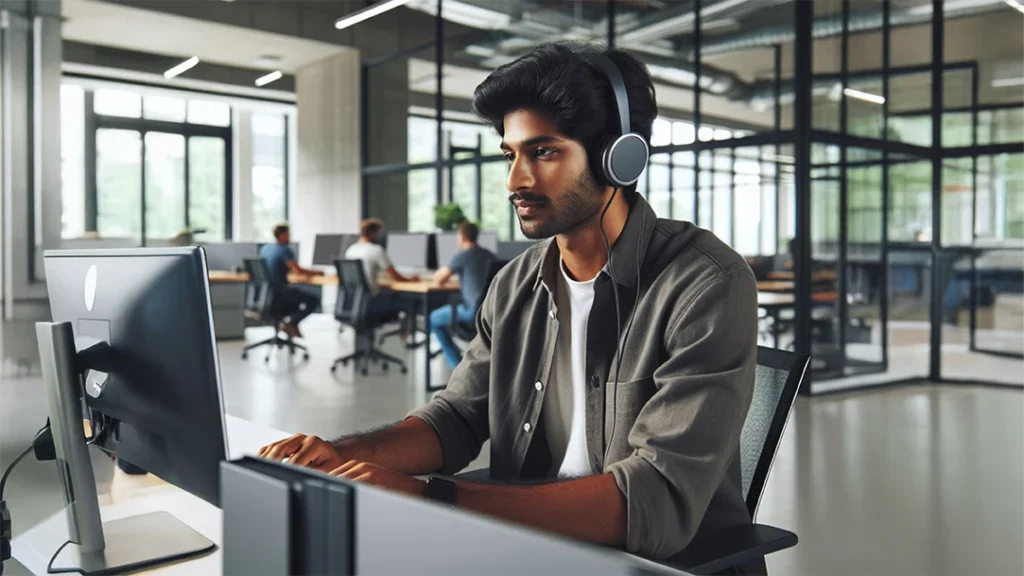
[472,42,657,197]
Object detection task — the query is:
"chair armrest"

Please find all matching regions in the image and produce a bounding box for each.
[652,524,797,575]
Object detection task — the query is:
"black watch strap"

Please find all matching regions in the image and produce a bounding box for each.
[424,476,458,506]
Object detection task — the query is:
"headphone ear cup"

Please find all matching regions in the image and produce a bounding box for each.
[604,133,649,187]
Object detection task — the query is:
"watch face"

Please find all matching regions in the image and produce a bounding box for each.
[427,477,458,505]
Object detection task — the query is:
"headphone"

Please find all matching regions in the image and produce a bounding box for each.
[580,50,648,465]
[579,52,650,188]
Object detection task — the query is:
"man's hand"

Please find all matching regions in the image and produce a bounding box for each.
[257,434,346,471]
[329,461,426,498]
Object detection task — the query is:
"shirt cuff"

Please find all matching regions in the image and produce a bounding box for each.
[607,454,688,560]
[407,398,471,476]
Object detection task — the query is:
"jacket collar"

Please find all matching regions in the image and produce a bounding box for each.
[532,195,657,293]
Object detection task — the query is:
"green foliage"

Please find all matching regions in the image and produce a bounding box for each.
[434,203,468,232]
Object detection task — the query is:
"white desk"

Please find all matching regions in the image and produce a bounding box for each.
[12,415,289,575]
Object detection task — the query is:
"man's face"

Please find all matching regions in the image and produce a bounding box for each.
[278,231,291,244]
[501,109,606,239]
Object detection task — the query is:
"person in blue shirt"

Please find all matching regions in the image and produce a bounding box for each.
[259,224,323,339]
[430,222,497,369]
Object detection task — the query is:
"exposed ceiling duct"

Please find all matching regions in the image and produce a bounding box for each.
[406,0,1012,109]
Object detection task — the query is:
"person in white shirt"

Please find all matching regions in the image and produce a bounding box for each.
[344,218,418,321]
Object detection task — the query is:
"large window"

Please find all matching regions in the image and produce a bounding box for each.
[60,82,257,244]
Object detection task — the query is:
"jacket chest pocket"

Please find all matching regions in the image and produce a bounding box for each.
[603,375,656,460]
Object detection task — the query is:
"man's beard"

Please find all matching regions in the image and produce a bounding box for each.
[512,170,605,240]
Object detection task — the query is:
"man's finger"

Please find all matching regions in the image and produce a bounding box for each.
[288,436,326,467]
[329,460,362,477]
[262,434,305,460]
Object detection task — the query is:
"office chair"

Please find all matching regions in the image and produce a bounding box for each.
[331,259,408,377]
[456,346,808,575]
[240,259,310,362]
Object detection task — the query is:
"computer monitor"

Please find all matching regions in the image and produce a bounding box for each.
[312,234,359,267]
[36,246,227,573]
[434,232,461,269]
[478,230,498,253]
[435,231,500,269]
[385,232,430,270]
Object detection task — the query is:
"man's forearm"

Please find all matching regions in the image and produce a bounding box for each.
[332,417,443,475]
[457,474,627,548]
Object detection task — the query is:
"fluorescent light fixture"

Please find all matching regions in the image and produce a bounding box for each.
[335,0,411,30]
[843,87,886,105]
[255,70,283,87]
[1005,0,1024,13]
[164,56,199,79]
[992,76,1024,88]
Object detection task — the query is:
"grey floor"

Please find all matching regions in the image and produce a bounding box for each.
[2,315,1022,575]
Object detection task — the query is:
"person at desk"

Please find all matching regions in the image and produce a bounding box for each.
[430,221,496,369]
[259,224,323,338]
[345,218,419,326]
[260,43,759,569]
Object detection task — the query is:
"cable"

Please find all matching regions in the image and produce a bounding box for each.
[1,444,34,576]
[603,199,646,461]
[0,446,32,502]
[599,190,624,460]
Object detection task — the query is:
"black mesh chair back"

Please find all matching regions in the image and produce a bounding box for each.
[741,346,810,518]
[243,258,275,320]
[334,259,372,330]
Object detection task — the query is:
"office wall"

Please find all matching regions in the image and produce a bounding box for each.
[293,50,362,267]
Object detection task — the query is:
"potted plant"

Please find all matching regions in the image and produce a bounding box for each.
[434,203,468,232]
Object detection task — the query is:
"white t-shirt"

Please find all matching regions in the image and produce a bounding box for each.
[543,257,597,479]
[344,241,392,295]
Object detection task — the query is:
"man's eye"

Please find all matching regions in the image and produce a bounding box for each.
[503,152,515,163]
[535,148,554,158]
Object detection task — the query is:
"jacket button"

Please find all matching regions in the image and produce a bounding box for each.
[549,309,556,319]
[590,375,600,389]
[535,381,543,391]
[523,423,532,432]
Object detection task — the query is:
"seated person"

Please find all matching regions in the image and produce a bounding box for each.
[344,218,418,323]
[430,221,497,369]
[260,43,759,570]
[259,224,323,338]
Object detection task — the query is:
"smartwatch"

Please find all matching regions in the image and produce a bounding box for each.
[424,476,458,506]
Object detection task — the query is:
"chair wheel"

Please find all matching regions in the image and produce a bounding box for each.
[382,363,389,371]
[303,353,310,360]
[360,368,368,376]
[264,356,271,364]
[400,366,408,374]
[241,352,248,359]
[340,359,348,366]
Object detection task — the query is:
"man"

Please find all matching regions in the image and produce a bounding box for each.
[260,43,758,567]
[344,218,419,320]
[259,224,323,338]
[430,221,497,369]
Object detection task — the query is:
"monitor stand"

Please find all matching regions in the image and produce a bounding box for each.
[34,322,215,575]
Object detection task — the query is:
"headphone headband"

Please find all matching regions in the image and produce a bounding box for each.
[580,52,631,137]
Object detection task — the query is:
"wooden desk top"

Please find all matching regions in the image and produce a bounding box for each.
[766,270,839,282]
[380,279,460,294]
[756,280,794,292]
[207,270,459,293]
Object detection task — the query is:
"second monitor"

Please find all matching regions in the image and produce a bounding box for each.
[434,231,498,269]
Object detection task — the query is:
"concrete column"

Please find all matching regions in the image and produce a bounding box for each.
[232,108,254,241]
[1,0,61,319]
[293,49,362,267]
[1,0,62,372]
